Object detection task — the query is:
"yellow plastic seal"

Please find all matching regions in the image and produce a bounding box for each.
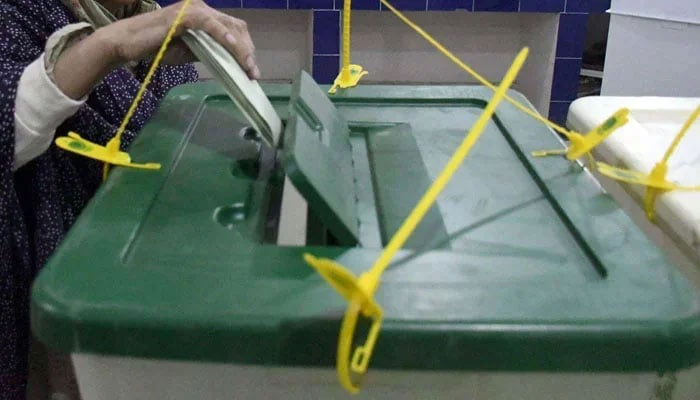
[55,0,193,180]
[304,46,529,395]
[329,0,368,94]
[55,132,160,170]
[596,105,700,221]
[531,108,630,169]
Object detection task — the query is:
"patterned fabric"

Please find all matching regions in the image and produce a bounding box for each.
[0,0,198,398]
[48,0,161,76]
[59,0,160,27]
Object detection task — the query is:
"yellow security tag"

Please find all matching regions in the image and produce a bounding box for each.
[329,64,368,94]
[532,108,630,167]
[566,108,630,160]
[303,254,383,387]
[305,46,529,394]
[328,0,367,94]
[595,105,700,221]
[56,132,161,170]
[595,162,684,191]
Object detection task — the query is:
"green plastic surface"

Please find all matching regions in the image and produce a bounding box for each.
[282,72,358,245]
[364,122,449,249]
[282,71,448,248]
[31,73,700,374]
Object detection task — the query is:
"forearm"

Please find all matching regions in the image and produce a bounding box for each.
[49,0,260,100]
[52,0,259,100]
[51,8,172,100]
[51,27,120,100]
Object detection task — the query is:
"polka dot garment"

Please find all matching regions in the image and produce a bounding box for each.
[0,0,198,397]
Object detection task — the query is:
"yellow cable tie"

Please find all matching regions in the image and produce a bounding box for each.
[379,0,573,138]
[661,105,700,164]
[329,0,367,94]
[103,0,192,179]
[595,104,700,221]
[531,108,630,167]
[304,46,530,394]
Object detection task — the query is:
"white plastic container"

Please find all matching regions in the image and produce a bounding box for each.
[608,0,700,25]
[70,354,700,400]
[601,1,700,97]
[568,96,700,286]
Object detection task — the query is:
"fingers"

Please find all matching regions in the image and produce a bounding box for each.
[218,14,260,79]
[180,3,260,79]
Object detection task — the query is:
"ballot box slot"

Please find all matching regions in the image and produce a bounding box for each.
[121,86,608,283]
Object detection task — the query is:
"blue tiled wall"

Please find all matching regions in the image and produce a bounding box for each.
[158,0,611,124]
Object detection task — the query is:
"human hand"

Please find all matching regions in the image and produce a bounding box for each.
[110,0,259,79]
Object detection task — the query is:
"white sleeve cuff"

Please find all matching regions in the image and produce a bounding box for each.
[13,54,87,169]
